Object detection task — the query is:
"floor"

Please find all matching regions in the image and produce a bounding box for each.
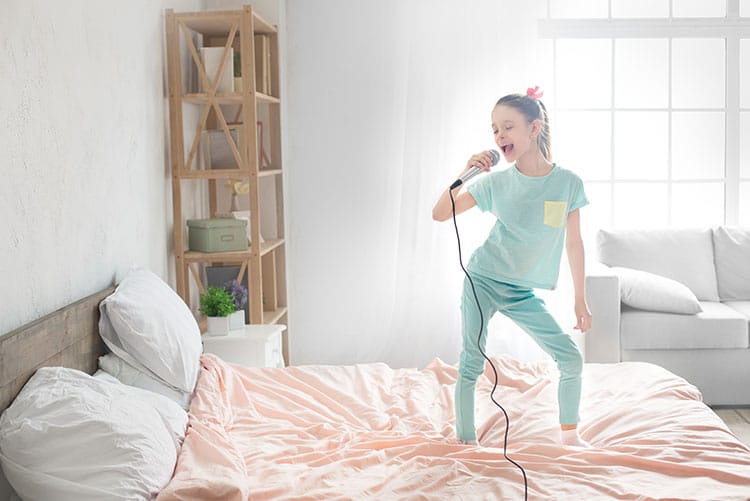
[712,407,750,447]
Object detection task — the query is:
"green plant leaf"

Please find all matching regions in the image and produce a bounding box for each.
[199,286,237,317]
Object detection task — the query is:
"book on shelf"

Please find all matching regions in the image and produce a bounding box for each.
[200,128,241,170]
[200,47,234,93]
[254,34,272,94]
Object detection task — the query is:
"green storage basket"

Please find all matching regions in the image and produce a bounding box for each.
[187,218,248,253]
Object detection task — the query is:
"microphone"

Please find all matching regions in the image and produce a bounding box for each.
[450,150,500,190]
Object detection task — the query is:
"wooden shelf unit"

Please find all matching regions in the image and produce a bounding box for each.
[183,92,280,105]
[165,5,288,362]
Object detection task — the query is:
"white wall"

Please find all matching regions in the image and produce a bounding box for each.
[0,0,207,339]
[283,0,554,367]
[0,0,282,336]
[0,1,206,496]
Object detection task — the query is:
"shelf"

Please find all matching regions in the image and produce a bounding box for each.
[261,238,285,254]
[183,92,279,105]
[167,5,288,362]
[259,168,283,178]
[250,12,276,35]
[178,168,282,179]
[255,92,280,104]
[179,168,252,179]
[184,93,241,105]
[215,123,243,130]
[263,306,287,324]
[184,238,284,262]
[177,10,276,36]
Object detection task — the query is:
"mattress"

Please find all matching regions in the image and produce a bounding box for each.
[158,354,750,500]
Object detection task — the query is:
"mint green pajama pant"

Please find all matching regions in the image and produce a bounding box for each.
[455,273,583,442]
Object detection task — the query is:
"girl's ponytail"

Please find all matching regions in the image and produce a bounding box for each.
[536,99,552,162]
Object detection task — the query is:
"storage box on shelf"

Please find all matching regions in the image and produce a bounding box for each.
[187,218,248,253]
[165,5,288,363]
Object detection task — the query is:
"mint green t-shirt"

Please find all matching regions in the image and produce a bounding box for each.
[465,164,588,290]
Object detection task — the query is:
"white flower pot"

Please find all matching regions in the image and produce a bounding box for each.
[229,310,245,330]
[206,315,230,336]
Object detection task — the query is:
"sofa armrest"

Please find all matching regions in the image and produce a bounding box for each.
[584,269,621,363]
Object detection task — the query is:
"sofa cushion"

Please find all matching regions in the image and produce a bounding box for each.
[713,227,750,301]
[611,266,702,314]
[724,301,750,323]
[621,301,748,350]
[597,229,720,301]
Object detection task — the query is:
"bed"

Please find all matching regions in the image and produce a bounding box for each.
[2,284,750,500]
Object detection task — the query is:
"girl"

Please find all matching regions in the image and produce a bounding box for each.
[432,87,592,448]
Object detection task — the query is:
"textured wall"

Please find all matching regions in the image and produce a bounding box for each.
[0,2,291,497]
[0,3,206,498]
[0,0,204,336]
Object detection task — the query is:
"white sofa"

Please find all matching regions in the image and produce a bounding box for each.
[585,227,750,405]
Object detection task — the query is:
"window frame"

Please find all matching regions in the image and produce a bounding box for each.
[539,0,750,227]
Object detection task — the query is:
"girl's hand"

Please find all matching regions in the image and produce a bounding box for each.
[573,300,592,333]
[460,151,495,176]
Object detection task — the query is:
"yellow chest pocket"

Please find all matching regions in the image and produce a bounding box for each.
[544,201,568,228]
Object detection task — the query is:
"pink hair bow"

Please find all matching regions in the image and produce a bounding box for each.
[526,86,544,100]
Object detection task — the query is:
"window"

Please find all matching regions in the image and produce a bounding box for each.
[540,0,750,245]
[672,0,726,18]
[550,0,608,19]
[611,0,669,18]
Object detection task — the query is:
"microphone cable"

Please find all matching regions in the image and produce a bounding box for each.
[449,188,528,501]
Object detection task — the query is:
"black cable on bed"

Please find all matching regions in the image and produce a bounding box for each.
[450,188,528,501]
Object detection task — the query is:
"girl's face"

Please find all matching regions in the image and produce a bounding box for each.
[491,104,540,163]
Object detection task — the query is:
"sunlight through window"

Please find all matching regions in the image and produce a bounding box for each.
[543,4,747,229]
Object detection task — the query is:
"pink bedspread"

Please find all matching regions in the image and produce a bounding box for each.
[158,354,750,500]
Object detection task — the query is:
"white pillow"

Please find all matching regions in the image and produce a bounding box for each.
[611,266,703,314]
[597,228,720,301]
[99,268,202,393]
[0,367,187,501]
[99,353,192,411]
[713,226,750,301]
[91,369,121,385]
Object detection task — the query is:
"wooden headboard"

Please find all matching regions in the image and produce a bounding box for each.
[0,286,115,414]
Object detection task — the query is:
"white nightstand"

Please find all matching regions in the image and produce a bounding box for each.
[202,324,286,368]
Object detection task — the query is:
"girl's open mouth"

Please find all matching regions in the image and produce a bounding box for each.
[501,144,514,155]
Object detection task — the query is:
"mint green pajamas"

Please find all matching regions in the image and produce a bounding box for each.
[455,163,589,442]
[455,273,583,441]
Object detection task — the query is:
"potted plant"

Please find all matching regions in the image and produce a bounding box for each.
[199,286,237,336]
[224,279,248,330]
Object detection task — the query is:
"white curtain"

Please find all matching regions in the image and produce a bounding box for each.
[285,0,575,368]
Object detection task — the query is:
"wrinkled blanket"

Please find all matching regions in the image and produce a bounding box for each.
[158,354,750,500]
